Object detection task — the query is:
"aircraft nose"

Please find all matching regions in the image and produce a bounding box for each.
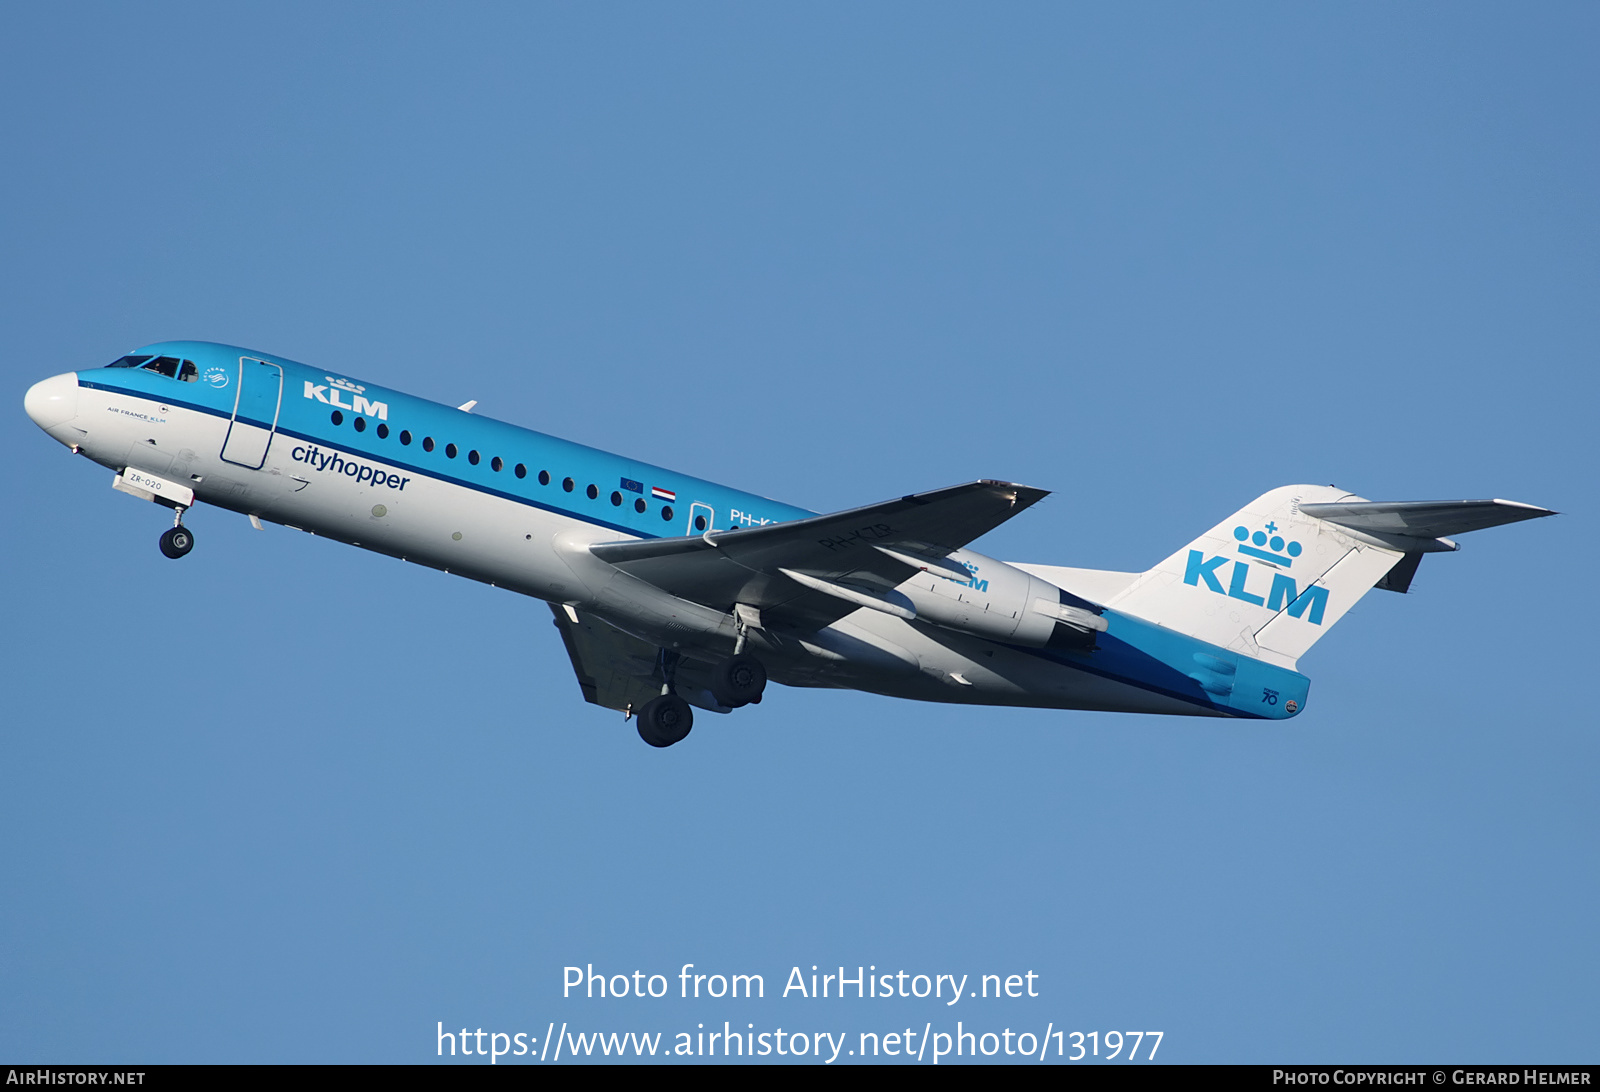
[24,372,79,431]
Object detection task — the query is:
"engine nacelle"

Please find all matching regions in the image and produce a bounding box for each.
[895,548,1106,649]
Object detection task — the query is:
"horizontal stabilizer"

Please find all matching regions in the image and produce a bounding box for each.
[1299,499,1555,540]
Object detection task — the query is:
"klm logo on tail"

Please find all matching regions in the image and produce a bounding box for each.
[1183,523,1329,624]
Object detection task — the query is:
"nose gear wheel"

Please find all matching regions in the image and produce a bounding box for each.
[159,511,194,559]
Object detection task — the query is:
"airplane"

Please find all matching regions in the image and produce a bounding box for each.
[24,342,1555,747]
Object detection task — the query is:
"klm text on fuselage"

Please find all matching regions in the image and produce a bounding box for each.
[303,380,389,420]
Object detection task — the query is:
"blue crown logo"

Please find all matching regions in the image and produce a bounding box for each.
[1233,522,1302,567]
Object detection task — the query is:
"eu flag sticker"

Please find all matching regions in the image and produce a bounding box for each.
[620,478,644,494]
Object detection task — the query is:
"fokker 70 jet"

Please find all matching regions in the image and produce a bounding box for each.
[24,343,1553,746]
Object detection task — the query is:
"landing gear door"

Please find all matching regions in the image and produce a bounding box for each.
[688,502,715,536]
[220,357,284,470]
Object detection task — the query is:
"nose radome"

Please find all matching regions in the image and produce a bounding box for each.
[25,372,79,430]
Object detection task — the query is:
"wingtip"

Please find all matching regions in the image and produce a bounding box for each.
[1492,499,1559,518]
[976,479,1051,503]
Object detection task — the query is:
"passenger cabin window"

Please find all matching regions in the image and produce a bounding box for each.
[138,356,198,381]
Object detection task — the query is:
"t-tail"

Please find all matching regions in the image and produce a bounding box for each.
[1103,485,1555,669]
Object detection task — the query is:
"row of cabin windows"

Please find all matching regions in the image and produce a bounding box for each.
[328,408,678,521]
[103,358,704,529]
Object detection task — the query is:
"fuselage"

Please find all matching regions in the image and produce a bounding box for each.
[25,341,1309,722]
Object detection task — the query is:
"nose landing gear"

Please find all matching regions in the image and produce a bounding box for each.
[158,507,195,559]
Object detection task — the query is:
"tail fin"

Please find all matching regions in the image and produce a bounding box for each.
[1107,485,1553,667]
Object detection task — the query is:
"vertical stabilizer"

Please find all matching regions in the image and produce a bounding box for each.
[1107,485,1405,667]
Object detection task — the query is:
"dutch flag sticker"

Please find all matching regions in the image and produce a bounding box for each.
[651,486,676,502]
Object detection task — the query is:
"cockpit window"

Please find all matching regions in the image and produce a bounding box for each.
[108,355,154,369]
[138,356,198,381]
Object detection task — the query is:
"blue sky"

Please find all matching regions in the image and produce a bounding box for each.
[2,3,1595,1063]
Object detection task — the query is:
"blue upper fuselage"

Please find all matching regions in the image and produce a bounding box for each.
[78,340,814,540]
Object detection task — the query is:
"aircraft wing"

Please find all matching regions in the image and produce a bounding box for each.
[587,479,1048,629]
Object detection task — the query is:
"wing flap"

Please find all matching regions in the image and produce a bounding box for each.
[549,603,664,714]
[549,604,736,715]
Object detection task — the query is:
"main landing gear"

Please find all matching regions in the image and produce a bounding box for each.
[711,654,767,708]
[633,648,769,748]
[636,694,693,748]
[637,648,694,748]
[158,507,194,559]
[710,612,768,710]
